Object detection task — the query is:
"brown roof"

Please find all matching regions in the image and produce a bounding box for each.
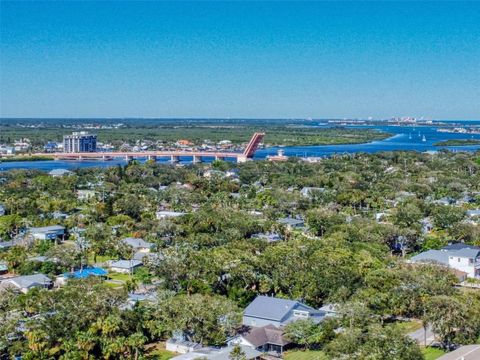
[242,325,291,348]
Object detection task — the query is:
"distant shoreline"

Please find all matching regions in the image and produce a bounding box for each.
[434,139,480,146]
[0,155,54,162]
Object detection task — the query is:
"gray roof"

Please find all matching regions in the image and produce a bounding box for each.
[245,296,299,321]
[244,295,323,324]
[466,209,480,217]
[6,274,52,289]
[411,246,480,265]
[172,346,262,360]
[109,259,143,269]
[49,169,73,176]
[451,248,480,259]
[442,243,480,251]
[121,237,153,249]
[29,225,65,233]
[277,217,304,226]
[410,250,450,265]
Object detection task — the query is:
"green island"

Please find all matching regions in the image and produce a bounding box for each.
[0,120,391,150]
[0,155,54,162]
[434,139,480,146]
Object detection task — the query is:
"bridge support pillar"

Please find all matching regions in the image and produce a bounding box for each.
[193,155,202,164]
[170,155,179,163]
[125,155,133,162]
[147,155,157,161]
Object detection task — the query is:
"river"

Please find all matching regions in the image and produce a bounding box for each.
[1,122,479,172]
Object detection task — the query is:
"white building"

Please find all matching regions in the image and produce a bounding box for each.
[410,244,480,279]
[156,211,186,220]
[28,225,66,241]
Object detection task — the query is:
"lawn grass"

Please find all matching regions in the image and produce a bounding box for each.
[145,341,176,360]
[422,347,446,360]
[146,349,175,360]
[108,272,132,282]
[284,350,328,360]
[393,319,424,334]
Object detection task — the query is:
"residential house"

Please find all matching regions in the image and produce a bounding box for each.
[228,324,291,356]
[410,244,480,279]
[251,233,282,243]
[51,211,69,220]
[0,274,52,293]
[166,338,202,354]
[48,168,73,177]
[77,189,96,201]
[121,237,153,253]
[300,187,325,198]
[156,211,186,220]
[28,225,66,241]
[243,295,326,328]
[466,209,480,222]
[277,217,305,230]
[108,259,143,274]
[170,345,261,360]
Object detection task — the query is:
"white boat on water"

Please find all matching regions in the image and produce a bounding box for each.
[422,135,426,142]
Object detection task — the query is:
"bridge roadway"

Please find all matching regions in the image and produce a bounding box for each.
[23,151,249,163]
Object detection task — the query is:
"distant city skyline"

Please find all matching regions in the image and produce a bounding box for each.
[1,1,479,119]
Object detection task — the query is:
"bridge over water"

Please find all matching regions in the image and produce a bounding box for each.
[4,132,266,164]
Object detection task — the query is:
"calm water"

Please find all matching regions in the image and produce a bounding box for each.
[2,122,480,171]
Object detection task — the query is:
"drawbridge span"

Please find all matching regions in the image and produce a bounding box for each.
[4,132,266,164]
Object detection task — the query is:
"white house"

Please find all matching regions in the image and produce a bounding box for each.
[156,211,186,220]
[28,225,66,241]
[49,169,73,177]
[77,190,96,201]
[410,244,480,279]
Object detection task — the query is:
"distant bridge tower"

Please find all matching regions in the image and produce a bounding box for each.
[241,132,265,160]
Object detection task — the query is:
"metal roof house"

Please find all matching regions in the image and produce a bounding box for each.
[1,274,52,293]
[277,217,305,230]
[170,345,261,360]
[48,168,73,177]
[228,324,291,356]
[121,237,153,252]
[108,259,143,274]
[410,244,480,279]
[243,295,326,328]
[28,225,66,241]
[156,211,186,220]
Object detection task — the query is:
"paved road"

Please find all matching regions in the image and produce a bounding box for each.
[408,325,435,346]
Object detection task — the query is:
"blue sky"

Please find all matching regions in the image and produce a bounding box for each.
[1,1,479,119]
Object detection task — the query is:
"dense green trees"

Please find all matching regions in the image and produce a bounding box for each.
[1,151,479,358]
